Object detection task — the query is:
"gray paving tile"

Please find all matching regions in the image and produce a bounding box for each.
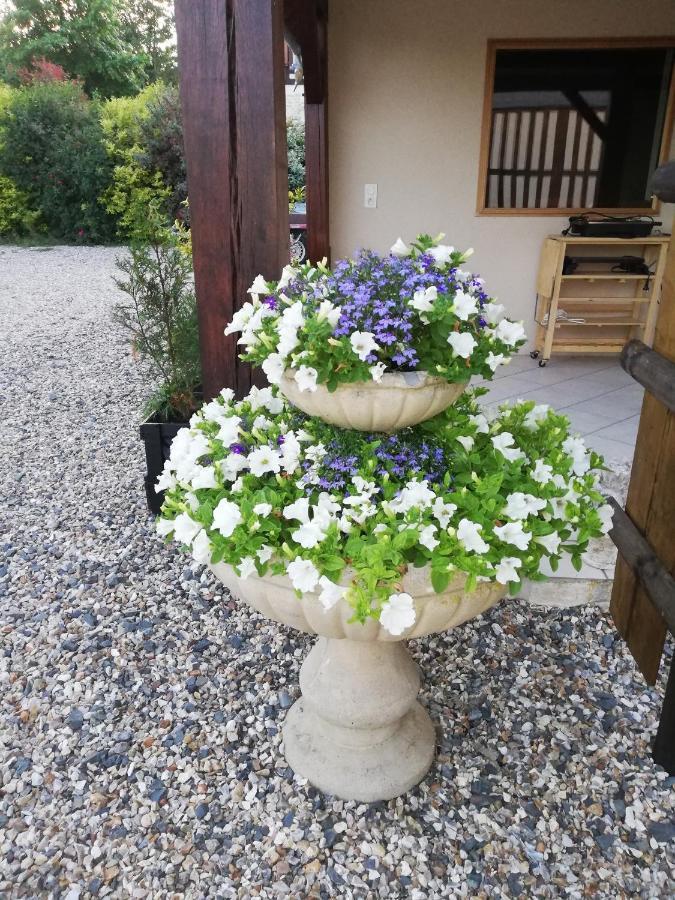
[567,386,644,419]
[584,433,636,463]
[561,407,619,435]
[589,415,641,445]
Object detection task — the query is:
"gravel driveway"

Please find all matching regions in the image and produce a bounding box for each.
[1,245,674,898]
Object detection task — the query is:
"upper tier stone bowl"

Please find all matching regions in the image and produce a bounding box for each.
[211,561,505,802]
[279,370,466,433]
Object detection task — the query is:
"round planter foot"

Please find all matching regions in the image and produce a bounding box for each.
[281,637,436,801]
[283,699,435,802]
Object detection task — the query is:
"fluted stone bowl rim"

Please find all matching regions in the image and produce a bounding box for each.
[210,562,506,642]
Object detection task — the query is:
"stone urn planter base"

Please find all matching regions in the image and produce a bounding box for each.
[279,370,466,432]
[211,562,504,801]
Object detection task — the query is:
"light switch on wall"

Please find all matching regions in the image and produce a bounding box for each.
[364,183,378,208]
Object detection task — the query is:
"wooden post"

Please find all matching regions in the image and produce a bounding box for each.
[611,233,675,684]
[284,0,329,263]
[175,0,290,400]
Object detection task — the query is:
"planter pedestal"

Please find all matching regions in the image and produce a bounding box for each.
[282,637,435,802]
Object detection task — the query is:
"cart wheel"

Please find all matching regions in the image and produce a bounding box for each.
[538,359,547,368]
[529,350,539,359]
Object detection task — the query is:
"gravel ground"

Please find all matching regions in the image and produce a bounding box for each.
[1,245,674,899]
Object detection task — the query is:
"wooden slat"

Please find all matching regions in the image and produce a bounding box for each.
[534,110,549,209]
[653,659,675,774]
[175,0,289,400]
[547,109,569,208]
[621,340,675,413]
[611,233,675,682]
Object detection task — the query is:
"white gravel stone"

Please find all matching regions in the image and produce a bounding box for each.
[0,245,674,898]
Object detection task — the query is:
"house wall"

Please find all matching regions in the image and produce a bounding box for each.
[327,0,675,339]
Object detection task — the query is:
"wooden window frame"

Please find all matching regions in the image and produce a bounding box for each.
[476,37,675,217]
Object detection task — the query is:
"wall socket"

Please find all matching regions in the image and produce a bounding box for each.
[364,183,378,208]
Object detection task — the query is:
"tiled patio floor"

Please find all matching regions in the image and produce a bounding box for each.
[479,354,641,464]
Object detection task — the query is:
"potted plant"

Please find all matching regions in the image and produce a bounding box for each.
[113,203,201,514]
[225,234,527,432]
[155,381,612,801]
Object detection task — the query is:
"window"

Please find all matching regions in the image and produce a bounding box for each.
[478,40,675,214]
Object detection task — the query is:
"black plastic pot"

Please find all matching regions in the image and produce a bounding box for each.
[140,417,189,515]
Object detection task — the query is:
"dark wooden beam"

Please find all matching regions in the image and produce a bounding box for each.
[284,0,329,262]
[175,0,289,400]
[653,659,675,774]
[621,339,675,415]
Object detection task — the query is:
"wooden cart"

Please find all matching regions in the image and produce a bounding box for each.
[532,234,670,367]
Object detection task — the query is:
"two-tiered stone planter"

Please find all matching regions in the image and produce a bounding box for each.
[210,373,503,802]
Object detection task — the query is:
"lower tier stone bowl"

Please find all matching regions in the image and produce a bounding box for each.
[279,370,466,432]
[210,562,505,801]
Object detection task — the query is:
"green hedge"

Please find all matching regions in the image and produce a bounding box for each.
[0,80,306,244]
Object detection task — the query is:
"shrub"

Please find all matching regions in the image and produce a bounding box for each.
[0,175,40,236]
[114,202,200,421]
[0,81,115,242]
[287,118,305,193]
[136,84,187,224]
[16,57,69,85]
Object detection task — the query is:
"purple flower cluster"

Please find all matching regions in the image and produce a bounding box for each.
[304,427,450,491]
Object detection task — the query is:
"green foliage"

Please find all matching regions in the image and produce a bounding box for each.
[286,118,305,193]
[0,174,40,235]
[118,0,176,86]
[136,84,186,223]
[99,81,162,160]
[0,0,147,97]
[0,80,115,241]
[114,209,200,420]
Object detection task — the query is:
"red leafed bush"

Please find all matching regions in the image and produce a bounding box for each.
[17,57,69,85]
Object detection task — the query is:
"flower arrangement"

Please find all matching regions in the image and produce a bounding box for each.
[156,386,612,636]
[225,234,527,393]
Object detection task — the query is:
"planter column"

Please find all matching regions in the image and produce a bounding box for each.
[175,0,290,400]
[283,637,436,802]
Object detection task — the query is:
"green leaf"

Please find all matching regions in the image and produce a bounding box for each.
[431,567,450,593]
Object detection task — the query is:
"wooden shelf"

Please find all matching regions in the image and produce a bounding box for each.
[534,235,668,363]
[561,273,649,280]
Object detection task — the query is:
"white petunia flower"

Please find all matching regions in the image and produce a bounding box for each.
[252,415,272,431]
[562,436,591,476]
[283,497,311,524]
[428,244,455,267]
[191,529,212,565]
[280,432,301,474]
[231,476,244,493]
[457,518,489,554]
[432,497,457,529]
[411,285,437,313]
[535,532,562,555]
[495,556,522,584]
[216,416,241,446]
[524,404,550,429]
[155,463,176,493]
[532,459,554,484]
[491,432,525,463]
[419,524,439,551]
[224,301,256,335]
[493,521,531,550]
[350,331,380,361]
[482,302,505,325]
[247,446,282,477]
[220,452,248,482]
[292,521,328,549]
[191,466,218,490]
[201,399,230,423]
[253,502,272,517]
[277,264,298,291]
[173,512,202,546]
[389,479,436,514]
[248,385,284,414]
[257,544,274,564]
[469,413,490,434]
[156,516,175,537]
[317,299,341,328]
[370,362,387,383]
[237,556,257,579]
[486,351,507,372]
[287,557,320,593]
[390,237,411,257]
[503,492,547,520]
[220,388,235,402]
[247,274,269,296]
[380,592,416,636]
[598,503,614,534]
[262,353,285,385]
[452,291,478,321]
[212,499,243,537]
[494,319,526,347]
[456,435,474,452]
[318,576,346,610]
[294,365,319,393]
[447,331,476,359]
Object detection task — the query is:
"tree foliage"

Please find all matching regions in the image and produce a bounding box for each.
[0,0,175,96]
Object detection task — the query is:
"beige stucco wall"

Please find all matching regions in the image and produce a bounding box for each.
[327,0,675,338]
